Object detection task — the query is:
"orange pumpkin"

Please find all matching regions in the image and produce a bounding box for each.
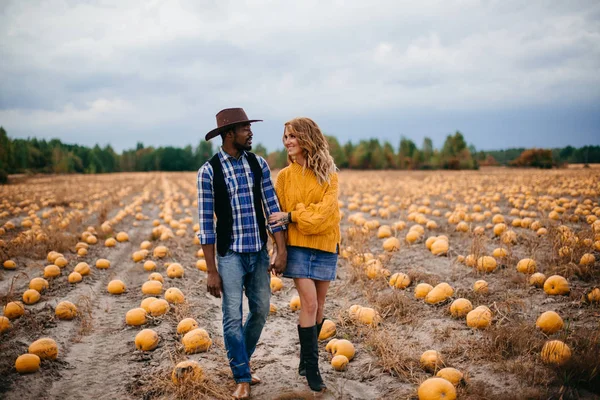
[543,275,569,296]
[171,360,203,384]
[536,311,563,335]
[449,298,473,318]
[541,340,571,365]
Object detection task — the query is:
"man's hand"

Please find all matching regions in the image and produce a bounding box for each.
[207,270,223,298]
[268,247,279,275]
[270,248,287,276]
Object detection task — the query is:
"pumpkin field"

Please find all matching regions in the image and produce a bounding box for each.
[1,167,599,400]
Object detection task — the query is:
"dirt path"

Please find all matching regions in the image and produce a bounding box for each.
[43,217,153,399]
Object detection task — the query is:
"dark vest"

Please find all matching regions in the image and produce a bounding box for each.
[209,151,267,256]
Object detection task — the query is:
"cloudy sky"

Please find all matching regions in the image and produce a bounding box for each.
[1,0,599,153]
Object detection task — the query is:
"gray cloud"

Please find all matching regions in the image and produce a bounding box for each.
[0,0,599,152]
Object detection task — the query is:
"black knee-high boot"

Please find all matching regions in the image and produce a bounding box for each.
[298,318,325,377]
[298,325,326,392]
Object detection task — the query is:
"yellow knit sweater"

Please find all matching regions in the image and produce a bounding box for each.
[274,162,341,253]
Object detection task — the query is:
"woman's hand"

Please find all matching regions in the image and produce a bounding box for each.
[268,211,290,227]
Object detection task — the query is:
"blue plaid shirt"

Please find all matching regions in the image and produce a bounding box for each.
[196,148,284,253]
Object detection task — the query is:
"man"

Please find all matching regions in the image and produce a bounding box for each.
[196,108,287,400]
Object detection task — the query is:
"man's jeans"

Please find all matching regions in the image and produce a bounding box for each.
[217,246,271,383]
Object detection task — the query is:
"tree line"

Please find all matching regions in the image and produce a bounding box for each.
[1,126,599,183]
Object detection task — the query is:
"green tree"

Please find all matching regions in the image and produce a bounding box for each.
[253,143,268,159]
[11,139,30,171]
[157,146,194,171]
[440,131,476,169]
[468,144,477,155]
[348,139,385,169]
[266,150,288,169]
[29,138,52,171]
[102,145,119,172]
[195,141,213,168]
[422,137,433,164]
[398,137,417,169]
[412,148,424,168]
[349,140,369,169]
[441,131,467,158]
[120,149,136,172]
[0,126,14,173]
[325,135,347,168]
[369,139,385,169]
[51,148,82,173]
[382,141,396,169]
[343,142,354,168]
[138,147,158,171]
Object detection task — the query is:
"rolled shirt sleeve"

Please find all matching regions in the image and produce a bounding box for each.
[257,156,285,233]
[196,164,216,244]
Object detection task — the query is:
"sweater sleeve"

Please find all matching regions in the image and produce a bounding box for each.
[291,173,339,235]
[274,168,286,212]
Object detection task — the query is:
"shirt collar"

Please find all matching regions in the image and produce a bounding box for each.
[219,147,247,162]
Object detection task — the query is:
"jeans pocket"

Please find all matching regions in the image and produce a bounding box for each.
[228,249,237,256]
[261,247,269,263]
[217,250,236,264]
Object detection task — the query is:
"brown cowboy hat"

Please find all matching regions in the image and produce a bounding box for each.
[205,108,263,141]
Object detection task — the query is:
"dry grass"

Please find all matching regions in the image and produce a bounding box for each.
[343,227,372,256]
[505,357,555,387]
[552,326,600,395]
[127,351,232,400]
[458,382,550,400]
[490,298,528,325]
[548,262,598,281]
[362,327,423,384]
[0,273,54,334]
[520,229,545,259]
[128,370,232,400]
[97,204,109,226]
[169,300,195,323]
[538,224,600,281]
[468,234,488,260]
[477,321,543,360]
[338,261,365,287]
[73,293,94,342]
[364,288,417,325]
[0,272,28,307]
[506,270,529,288]
[0,227,77,260]
[407,268,441,286]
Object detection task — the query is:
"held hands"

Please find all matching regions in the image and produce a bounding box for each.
[268,246,287,276]
[206,270,223,298]
[268,211,289,228]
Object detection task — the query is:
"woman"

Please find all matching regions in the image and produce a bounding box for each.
[268,117,340,392]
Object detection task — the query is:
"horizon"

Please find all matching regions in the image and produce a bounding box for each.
[2,124,599,155]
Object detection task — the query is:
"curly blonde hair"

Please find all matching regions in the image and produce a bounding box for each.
[283,117,337,185]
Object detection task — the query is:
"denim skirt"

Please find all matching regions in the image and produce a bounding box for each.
[283,246,338,281]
